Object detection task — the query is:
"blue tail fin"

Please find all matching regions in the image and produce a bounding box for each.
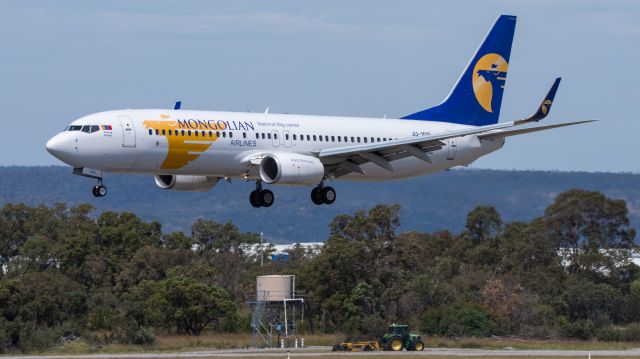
[402,15,517,126]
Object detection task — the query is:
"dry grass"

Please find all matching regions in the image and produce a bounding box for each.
[39,333,640,356]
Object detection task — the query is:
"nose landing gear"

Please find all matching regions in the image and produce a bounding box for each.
[92,184,107,197]
[311,183,336,205]
[249,181,274,208]
[73,168,108,198]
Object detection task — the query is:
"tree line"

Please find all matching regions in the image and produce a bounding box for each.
[0,189,638,352]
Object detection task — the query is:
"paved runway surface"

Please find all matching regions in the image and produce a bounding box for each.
[3,347,640,358]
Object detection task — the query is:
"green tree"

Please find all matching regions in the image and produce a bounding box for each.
[465,206,502,243]
[543,189,636,273]
[145,276,235,335]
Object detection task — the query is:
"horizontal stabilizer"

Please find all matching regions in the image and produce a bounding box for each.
[479,120,596,140]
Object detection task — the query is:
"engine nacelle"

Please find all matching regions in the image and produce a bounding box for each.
[154,175,219,192]
[259,153,325,185]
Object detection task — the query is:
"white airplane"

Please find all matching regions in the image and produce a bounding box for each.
[46,15,593,208]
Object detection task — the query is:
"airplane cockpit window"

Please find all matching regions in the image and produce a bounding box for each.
[90,125,99,133]
[69,125,82,131]
[81,125,91,133]
[63,126,70,131]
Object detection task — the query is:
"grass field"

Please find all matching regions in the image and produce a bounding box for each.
[37,333,640,356]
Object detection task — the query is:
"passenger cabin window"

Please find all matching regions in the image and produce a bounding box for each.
[222,132,226,138]
[274,133,277,139]
[162,130,166,135]
[148,129,153,135]
[155,129,159,135]
[306,135,310,141]
[285,134,289,140]
[169,130,173,136]
[256,133,260,139]
[243,132,247,138]
[331,136,335,142]
[229,132,233,138]
[267,133,271,140]
[262,133,266,139]
[364,137,368,143]
[187,130,191,136]
[319,135,323,142]
[293,134,297,140]
[313,135,317,141]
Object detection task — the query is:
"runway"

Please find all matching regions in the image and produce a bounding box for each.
[3,347,640,359]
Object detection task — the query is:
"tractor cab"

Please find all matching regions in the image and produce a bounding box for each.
[388,324,409,336]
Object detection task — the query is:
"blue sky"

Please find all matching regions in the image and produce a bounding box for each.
[1,1,638,172]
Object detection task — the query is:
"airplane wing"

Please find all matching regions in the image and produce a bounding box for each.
[313,78,595,177]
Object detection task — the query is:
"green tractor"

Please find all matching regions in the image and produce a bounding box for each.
[380,324,424,351]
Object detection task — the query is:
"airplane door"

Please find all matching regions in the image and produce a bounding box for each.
[446,138,457,160]
[283,130,292,148]
[118,116,136,148]
[271,130,280,147]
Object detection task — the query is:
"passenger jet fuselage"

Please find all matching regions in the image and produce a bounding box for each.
[45,15,593,207]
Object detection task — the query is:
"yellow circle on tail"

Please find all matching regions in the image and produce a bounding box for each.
[472,53,508,113]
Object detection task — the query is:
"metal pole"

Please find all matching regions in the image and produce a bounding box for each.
[284,299,288,338]
[260,232,264,268]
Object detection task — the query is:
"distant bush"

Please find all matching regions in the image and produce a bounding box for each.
[597,323,640,342]
[421,304,498,337]
[115,320,155,345]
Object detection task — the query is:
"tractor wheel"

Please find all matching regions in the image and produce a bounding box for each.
[415,341,425,351]
[388,337,404,351]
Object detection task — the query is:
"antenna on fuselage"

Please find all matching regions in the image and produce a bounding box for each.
[174,101,182,110]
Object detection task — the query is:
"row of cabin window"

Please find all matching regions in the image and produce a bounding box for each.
[148,129,238,138]
[148,128,396,144]
[272,133,394,143]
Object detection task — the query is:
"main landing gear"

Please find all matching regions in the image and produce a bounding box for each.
[248,181,337,208]
[249,181,274,208]
[311,184,336,205]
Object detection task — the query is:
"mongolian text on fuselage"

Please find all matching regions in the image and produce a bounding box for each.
[176,119,255,132]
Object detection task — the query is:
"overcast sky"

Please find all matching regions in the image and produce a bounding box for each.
[1,1,638,172]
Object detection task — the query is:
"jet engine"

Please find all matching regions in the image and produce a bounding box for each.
[154,175,219,192]
[259,153,325,185]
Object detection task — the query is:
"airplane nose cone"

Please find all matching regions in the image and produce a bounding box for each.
[45,135,64,157]
[45,134,77,165]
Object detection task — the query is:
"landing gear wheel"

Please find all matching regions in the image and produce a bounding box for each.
[250,190,263,208]
[260,189,274,207]
[311,187,323,205]
[93,185,107,197]
[320,186,336,204]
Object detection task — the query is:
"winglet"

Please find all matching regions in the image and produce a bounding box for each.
[174,101,182,110]
[520,77,561,124]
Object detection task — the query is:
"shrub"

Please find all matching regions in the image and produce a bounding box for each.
[421,303,498,337]
[115,320,155,345]
[596,323,640,342]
